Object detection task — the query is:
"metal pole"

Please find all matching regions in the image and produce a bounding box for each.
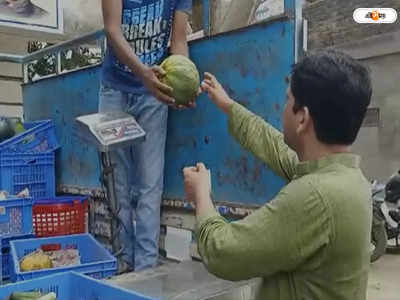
[22,29,105,64]
[202,0,211,36]
[100,36,107,59]
[0,53,24,63]
[101,152,122,257]
[22,63,29,84]
[56,52,62,75]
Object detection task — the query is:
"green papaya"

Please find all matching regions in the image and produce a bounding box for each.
[160,55,200,105]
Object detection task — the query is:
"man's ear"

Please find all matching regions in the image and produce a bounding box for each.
[296,106,311,135]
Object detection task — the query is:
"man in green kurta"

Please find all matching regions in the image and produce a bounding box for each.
[183,50,373,299]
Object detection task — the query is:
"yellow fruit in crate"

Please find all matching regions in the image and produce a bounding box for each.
[20,250,53,272]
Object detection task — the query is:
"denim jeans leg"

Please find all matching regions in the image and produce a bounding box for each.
[126,93,168,271]
[98,85,135,270]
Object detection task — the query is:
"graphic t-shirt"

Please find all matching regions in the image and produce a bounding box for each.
[101,0,192,93]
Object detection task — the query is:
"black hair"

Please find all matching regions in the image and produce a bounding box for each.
[290,49,372,145]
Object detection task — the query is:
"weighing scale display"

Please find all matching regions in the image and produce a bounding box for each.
[96,121,144,144]
[75,112,146,152]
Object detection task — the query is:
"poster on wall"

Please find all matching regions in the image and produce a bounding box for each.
[250,0,284,25]
[0,0,63,34]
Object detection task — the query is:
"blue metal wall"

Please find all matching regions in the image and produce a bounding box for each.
[23,7,298,206]
[164,19,293,205]
[23,67,102,190]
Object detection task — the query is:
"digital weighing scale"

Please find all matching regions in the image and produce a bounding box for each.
[75,112,146,268]
[75,111,146,153]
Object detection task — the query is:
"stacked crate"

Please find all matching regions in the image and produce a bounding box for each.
[0,120,58,283]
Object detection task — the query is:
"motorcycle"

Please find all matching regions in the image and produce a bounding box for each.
[370,170,400,263]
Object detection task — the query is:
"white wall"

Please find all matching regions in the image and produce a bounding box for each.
[62,0,103,39]
[0,0,103,40]
[352,52,400,181]
[0,32,27,118]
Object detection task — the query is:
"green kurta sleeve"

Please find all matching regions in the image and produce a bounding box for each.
[196,180,332,282]
[227,102,298,181]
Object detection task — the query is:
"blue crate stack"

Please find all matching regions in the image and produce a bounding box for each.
[0,120,59,199]
[0,119,118,291]
[0,198,34,284]
[0,119,59,284]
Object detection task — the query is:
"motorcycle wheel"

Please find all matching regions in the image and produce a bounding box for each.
[371,222,388,263]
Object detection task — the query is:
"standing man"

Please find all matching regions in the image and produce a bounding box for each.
[184,50,373,299]
[100,0,193,272]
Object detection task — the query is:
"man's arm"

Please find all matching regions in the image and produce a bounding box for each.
[228,102,297,181]
[195,180,331,281]
[101,0,174,105]
[169,3,200,108]
[202,73,298,181]
[102,0,146,80]
[170,11,189,57]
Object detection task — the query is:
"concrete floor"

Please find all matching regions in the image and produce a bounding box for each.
[109,254,400,300]
[368,254,400,300]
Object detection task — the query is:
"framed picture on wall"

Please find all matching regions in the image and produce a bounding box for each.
[0,0,63,34]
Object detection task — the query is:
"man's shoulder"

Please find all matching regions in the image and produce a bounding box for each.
[278,170,366,214]
[277,176,325,211]
[293,168,371,215]
[283,175,319,197]
[312,168,370,199]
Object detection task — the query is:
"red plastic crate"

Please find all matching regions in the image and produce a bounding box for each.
[33,197,88,237]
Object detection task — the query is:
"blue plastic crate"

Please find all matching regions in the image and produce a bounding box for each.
[0,197,33,238]
[0,272,154,300]
[0,197,34,285]
[0,152,55,199]
[1,247,10,282]
[0,120,59,154]
[1,233,35,249]
[10,234,117,282]
[1,234,35,284]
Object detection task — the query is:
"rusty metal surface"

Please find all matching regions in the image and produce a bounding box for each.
[164,17,295,206]
[23,66,102,189]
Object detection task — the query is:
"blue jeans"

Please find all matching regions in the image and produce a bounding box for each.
[99,84,168,271]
